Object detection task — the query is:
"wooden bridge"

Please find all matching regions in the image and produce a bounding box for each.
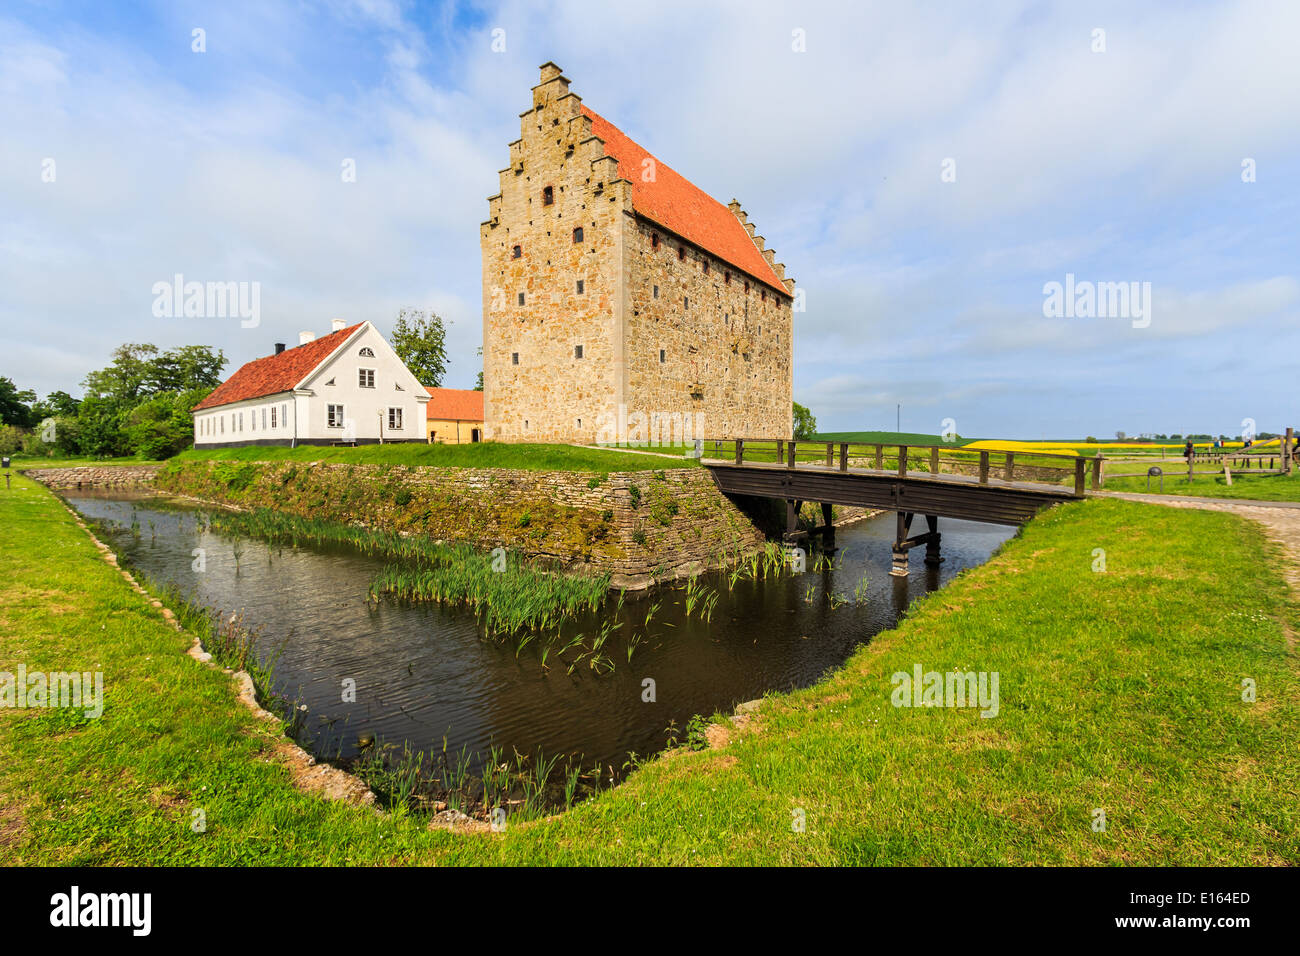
[701,439,1096,576]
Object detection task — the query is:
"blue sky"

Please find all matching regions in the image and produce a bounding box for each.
[2,0,1297,438]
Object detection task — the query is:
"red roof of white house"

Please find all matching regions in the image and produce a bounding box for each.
[193,323,364,411]
[424,387,484,421]
[582,106,790,297]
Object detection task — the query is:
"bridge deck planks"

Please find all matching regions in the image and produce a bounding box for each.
[702,459,1080,526]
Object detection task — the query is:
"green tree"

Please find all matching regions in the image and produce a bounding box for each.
[390,309,449,387]
[0,376,37,427]
[74,343,224,457]
[792,401,817,440]
[31,390,81,421]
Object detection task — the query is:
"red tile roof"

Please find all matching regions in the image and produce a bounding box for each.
[193,323,364,410]
[424,387,484,422]
[582,106,790,296]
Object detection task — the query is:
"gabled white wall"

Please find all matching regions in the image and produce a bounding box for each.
[293,322,430,442]
[192,321,431,445]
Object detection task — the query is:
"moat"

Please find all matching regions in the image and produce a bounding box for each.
[68,490,1015,780]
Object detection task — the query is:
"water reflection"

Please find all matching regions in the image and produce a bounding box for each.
[67,491,1014,774]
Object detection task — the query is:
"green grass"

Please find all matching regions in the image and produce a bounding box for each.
[174,443,699,474]
[7,455,163,470]
[2,474,1297,864]
[1102,469,1300,501]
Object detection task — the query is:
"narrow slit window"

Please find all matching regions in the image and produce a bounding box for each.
[574,344,584,359]
[576,279,584,294]
[512,352,519,365]
[517,292,525,306]
[572,227,583,243]
[542,186,554,205]
[512,244,522,259]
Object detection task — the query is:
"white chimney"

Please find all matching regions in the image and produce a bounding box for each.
[299,330,315,345]
[331,318,345,332]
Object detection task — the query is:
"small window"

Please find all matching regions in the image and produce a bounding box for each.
[651,233,660,249]
[744,281,750,293]
[512,352,519,365]
[542,186,554,205]
[725,272,731,285]
[388,407,403,430]
[328,404,345,428]
[659,349,666,363]
[324,377,335,386]
[574,345,584,359]
[359,347,375,357]
[512,244,522,259]
[652,285,659,299]
[702,259,709,275]
[271,406,277,428]
[517,292,525,306]
[572,227,583,243]
[684,296,689,309]
[678,246,686,261]
[576,279,584,294]
[761,289,767,301]
[262,408,267,430]
[358,368,375,388]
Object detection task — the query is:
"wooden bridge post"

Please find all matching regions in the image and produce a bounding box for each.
[1074,458,1086,496]
[776,439,784,465]
[897,446,908,477]
[839,443,849,472]
[787,441,797,469]
[1285,427,1294,474]
[890,512,914,577]
[979,451,990,484]
[825,442,834,468]
[735,438,744,465]
[929,446,939,474]
[874,444,883,471]
[923,514,942,567]
[822,501,835,551]
[1091,455,1104,490]
[1004,452,1015,482]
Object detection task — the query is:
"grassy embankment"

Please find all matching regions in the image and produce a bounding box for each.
[175,442,699,473]
[2,471,1297,864]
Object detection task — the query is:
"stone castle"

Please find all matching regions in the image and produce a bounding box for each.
[480,62,795,444]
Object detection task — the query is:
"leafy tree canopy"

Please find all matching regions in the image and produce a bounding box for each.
[390,308,448,387]
[793,401,817,440]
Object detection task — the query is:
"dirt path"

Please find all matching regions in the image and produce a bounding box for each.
[1100,491,1300,591]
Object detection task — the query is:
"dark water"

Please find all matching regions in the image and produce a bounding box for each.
[67,492,1014,774]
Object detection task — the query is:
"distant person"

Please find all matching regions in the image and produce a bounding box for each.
[1183,440,1194,460]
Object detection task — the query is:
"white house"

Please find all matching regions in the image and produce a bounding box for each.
[192,320,430,447]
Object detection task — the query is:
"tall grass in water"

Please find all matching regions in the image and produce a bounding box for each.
[352,738,604,823]
[208,508,610,634]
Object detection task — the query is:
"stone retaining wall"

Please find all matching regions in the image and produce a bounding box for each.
[24,465,162,489]
[153,459,767,588]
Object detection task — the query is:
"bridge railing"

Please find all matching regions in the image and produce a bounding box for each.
[702,438,1101,495]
